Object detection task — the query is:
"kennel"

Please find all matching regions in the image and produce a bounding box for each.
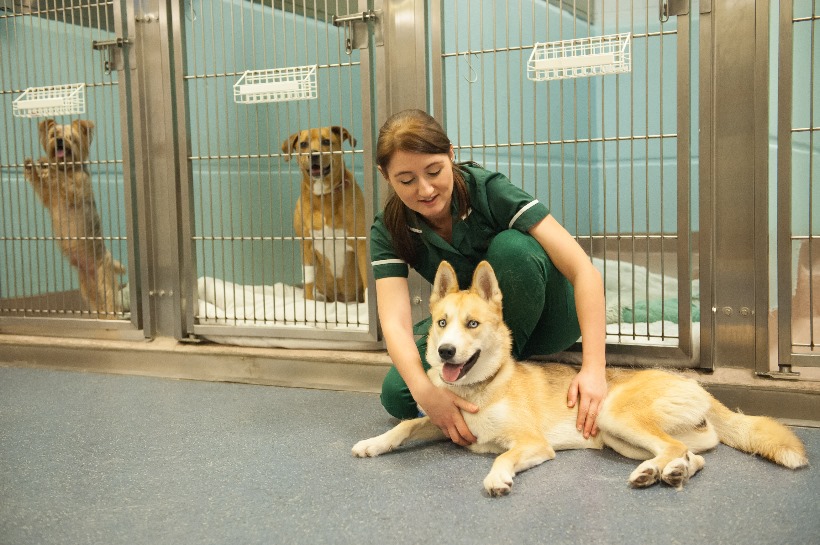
[0,1,817,393]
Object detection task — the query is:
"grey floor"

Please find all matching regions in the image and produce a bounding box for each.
[0,367,818,545]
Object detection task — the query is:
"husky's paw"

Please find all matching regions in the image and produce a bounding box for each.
[629,460,660,488]
[661,452,704,490]
[352,436,393,458]
[483,469,514,497]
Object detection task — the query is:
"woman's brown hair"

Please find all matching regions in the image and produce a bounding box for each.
[376,109,469,267]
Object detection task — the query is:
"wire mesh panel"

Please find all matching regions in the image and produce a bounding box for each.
[0,1,133,324]
[181,0,375,346]
[778,0,820,369]
[436,1,692,356]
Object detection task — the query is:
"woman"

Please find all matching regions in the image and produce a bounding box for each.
[370,109,607,446]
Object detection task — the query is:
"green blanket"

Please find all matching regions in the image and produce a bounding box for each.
[621,299,700,324]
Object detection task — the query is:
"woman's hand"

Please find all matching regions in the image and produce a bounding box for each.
[567,365,608,439]
[414,382,479,446]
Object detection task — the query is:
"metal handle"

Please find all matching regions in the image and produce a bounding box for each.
[332,9,380,55]
[92,38,130,50]
[92,38,130,74]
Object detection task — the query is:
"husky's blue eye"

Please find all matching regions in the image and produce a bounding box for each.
[467,319,479,328]
[437,319,446,328]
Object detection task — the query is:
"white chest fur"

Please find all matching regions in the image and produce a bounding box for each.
[310,226,353,277]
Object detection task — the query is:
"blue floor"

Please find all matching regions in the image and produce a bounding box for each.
[1,366,818,545]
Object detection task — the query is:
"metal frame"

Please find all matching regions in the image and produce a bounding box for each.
[428,1,696,368]
[0,0,815,381]
[699,0,772,372]
[0,0,144,339]
[174,0,380,346]
[777,0,820,373]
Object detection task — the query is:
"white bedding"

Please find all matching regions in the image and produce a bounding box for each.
[197,259,697,349]
[197,277,374,349]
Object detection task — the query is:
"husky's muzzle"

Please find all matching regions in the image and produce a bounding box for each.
[438,345,481,383]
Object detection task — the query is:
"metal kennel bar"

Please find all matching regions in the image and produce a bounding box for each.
[430,0,695,366]
[174,0,379,345]
[777,0,820,372]
[0,0,141,337]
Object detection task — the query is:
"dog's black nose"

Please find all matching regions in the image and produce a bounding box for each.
[438,344,456,361]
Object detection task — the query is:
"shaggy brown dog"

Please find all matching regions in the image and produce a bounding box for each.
[24,119,126,318]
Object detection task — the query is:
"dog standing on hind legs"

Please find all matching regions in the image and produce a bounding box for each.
[23,119,126,319]
[281,126,368,303]
[353,260,808,496]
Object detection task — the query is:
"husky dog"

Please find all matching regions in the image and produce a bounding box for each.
[353,260,807,496]
[24,119,126,318]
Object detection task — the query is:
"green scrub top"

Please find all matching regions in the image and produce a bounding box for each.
[370,163,550,290]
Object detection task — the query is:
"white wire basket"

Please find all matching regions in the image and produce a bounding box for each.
[527,32,631,82]
[234,65,318,104]
[12,83,86,118]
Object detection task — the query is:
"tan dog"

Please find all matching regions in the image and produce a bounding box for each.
[23,119,126,319]
[281,126,367,303]
[353,261,808,496]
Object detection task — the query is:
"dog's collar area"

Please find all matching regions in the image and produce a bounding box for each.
[441,349,481,383]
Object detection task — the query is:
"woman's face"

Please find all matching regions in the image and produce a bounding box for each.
[381,148,455,228]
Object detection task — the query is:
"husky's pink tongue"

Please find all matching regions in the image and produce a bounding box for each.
[442,363,464,382]
[56,149,65,158]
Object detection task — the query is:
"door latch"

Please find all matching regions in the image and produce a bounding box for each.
[332,9,382,54]
[92,38,130,75]
[659,0,690,23]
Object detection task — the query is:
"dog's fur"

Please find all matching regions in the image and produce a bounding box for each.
[23,119,126,318]
[281,126,367,303]
[353,261,808,496]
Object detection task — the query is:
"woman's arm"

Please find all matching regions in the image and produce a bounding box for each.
[376,276,478,445]
[528,215,607,438]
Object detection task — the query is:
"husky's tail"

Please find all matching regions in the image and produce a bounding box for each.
[708,398,808,469]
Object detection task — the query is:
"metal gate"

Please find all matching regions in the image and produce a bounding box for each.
[0,0,141,337]
[428,0,696,366]
[777,0,820,372]
[173,0,379,347]
[1,0,817,379]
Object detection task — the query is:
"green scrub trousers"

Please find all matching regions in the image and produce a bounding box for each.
[380,229,581,419]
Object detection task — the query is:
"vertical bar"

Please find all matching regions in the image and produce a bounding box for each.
[777,0,795,370]
[753,0,772,372]
[676,8,692,356]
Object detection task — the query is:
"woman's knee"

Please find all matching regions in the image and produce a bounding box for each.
[485,230,552,278]
[379,335,429,420]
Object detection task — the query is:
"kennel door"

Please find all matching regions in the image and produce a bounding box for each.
[430,1,695,367]
[176,0,380,348]
[775,0,820,373]
[0,0,141,337]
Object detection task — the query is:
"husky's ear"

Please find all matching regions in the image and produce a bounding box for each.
[471,261,502,305]
[430,260,459,307]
